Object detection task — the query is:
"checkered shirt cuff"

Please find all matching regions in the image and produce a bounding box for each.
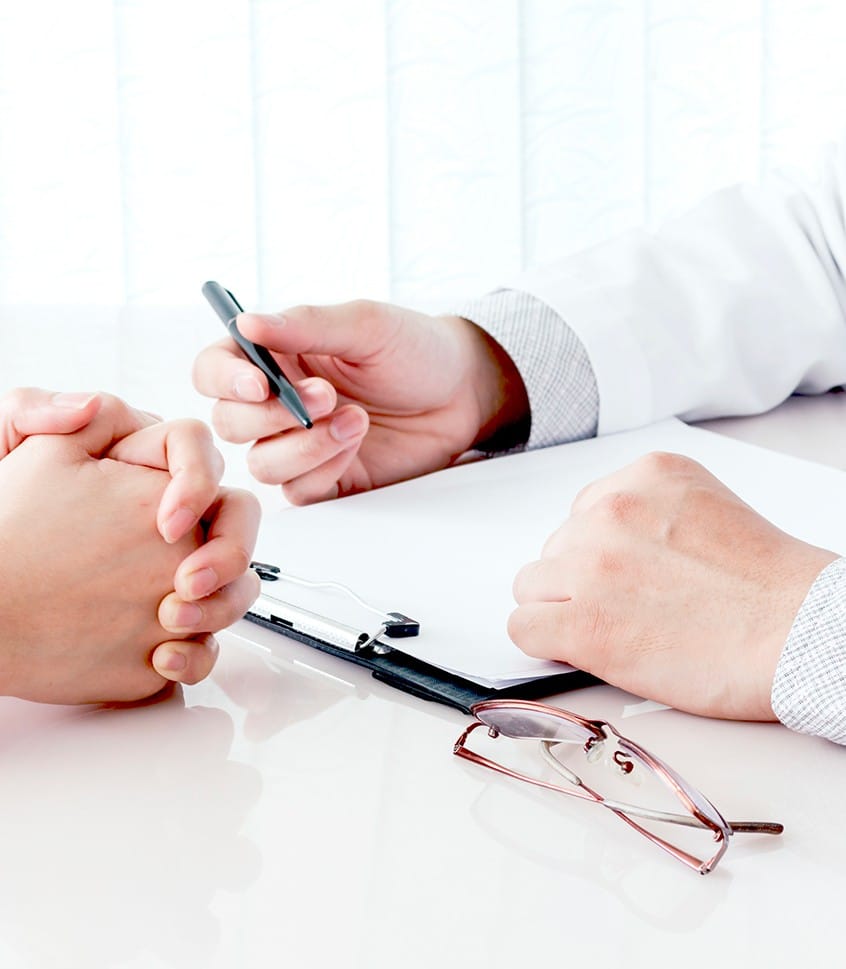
[455,289,598,450]
[772,557,846,744]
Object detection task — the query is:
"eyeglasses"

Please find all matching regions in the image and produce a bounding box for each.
[453,699,783,874]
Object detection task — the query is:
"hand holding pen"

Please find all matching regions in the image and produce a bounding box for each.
[192,296,528,504]
[202,281,313,430]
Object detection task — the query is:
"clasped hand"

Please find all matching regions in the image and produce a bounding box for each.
[0,388,260,703]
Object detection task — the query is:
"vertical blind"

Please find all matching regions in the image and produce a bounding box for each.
[2,0,846,313]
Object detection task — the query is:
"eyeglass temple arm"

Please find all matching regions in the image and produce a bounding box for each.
[599,798,783,835]
[726,820,784,835]
[454,745,599,804]
[538,742,783,836]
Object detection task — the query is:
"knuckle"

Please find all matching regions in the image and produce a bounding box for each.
[247,445,281,485]
[173,420,219,464]
[190,355,204,392]
[226,542,253,577]
[292,303,324,328]
[506,608,530,647]
[220,574,260,622]
[511,561,540,604]
[211,447,225,480]
[181,417,214,443]
[507,606,553,654]
[192,340,233,394]
[595,491,640,525]
[636,450,697,478]
[571,480,595,513]
[186,464,219,497]
[95,392,124,416]
[296,428,328,464]
[3,386,35,412]
[191,352,212,393]
[243,568,261,603]
[191,437,224,482]
[177,660,210,686]
[677,480,721,517]
[230,486,261,518]
[211,401,238,442]
[349,297,379,318]
[282,480,315,507]
[540,522,571,558]
[241,489,262,525]
[570,600,614,674]
[592,547,624,577]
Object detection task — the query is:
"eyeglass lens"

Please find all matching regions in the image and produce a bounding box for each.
[617,739,729,831]
[475,706,597,744]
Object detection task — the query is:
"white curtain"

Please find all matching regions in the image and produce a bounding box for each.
[2,0,846,313]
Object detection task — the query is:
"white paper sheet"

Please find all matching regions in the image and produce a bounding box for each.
[251,418,846,688]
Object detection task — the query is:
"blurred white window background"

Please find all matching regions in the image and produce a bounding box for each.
[2,0,846,314]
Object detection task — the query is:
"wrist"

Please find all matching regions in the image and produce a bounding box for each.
[444,316,530,451]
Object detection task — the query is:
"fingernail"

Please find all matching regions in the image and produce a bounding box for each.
[186,567,218,599]
[330,409,366,443]
[265,313,287,327]
[162,507,198,544]
[166,602,204,631]
[51,392,98,410]
[234,373,265,402]
[299,383,334,418]
[158,650,187,673]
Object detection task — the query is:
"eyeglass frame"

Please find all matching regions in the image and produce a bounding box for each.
[453,698,783,875]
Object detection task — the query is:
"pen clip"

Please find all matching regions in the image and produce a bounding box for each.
[225,288,244,314]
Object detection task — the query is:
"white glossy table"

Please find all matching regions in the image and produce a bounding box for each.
[1,307,844,969]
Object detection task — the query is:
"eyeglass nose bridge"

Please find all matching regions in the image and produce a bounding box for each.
[584,736,605,762]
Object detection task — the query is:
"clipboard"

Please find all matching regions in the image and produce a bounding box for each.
[239,415,846,716]
[245,562,598,714]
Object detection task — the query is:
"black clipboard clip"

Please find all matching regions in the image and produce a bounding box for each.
[248,561,419,655]
[245,562,594,714]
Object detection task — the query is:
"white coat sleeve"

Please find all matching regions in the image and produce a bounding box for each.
[507,140,846,434]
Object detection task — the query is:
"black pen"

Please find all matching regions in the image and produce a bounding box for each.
[202,280,313,430]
